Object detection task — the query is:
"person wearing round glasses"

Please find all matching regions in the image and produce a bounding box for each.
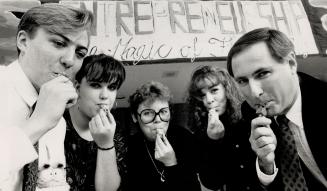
[127,81,201,191]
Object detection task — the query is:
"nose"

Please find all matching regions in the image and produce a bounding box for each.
[60,47,75,69]
[205,93,214,105]
[153,113,161,123]
[99,87,109,100]
[248,79,263,98]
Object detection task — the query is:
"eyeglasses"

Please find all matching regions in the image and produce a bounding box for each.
[137,107,170,124]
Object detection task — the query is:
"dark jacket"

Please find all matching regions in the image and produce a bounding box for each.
[196,115,265,191]
[242,72,327,191]
[127,125,201,191]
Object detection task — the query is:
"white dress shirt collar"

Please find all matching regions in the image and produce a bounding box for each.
[285,88,303,129]
[8,60,38,107]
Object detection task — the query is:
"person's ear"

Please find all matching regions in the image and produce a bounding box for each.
[286,51,298,75]
[74,80,80,93]
[131,113,137,123]
[16,31,28,56]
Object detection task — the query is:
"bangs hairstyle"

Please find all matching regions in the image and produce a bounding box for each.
[187,65,243,128]
[129,81,172,116]
[75,54,126,89]
[189,66,220,100]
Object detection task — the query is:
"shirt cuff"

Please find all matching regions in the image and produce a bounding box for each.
[256,157,278,186]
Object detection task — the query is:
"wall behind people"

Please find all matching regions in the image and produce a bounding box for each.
[1,0,327,127]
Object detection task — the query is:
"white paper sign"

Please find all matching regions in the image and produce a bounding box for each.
[61,0,318,64]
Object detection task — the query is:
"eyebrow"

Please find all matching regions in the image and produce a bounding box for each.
[252,68,269,76]
[234,67,268,80]
[209,84,219,89]
[140,107,169,111]
[52,32,88,52]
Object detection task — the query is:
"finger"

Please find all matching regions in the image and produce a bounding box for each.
[156,134,166,149]
[155,134,161,147]
[60,81,75,92]
[53,84,77,102]
[252,126,274,139]
[156,130,165,141]
[162,134,170,147]
[155,145,164,157]
[99,110,109,126]
[208,108,216,114]
[208,112,216,121]
[89,119,96,133]
[65,91,78,108]
[63,78,74,86]
[209,109,220,117]
[154,150,160,160]
[53,71,74,81]
[264,152,275,163]
[256,136,275,148]
[257,144,276,158]
[217,122,224,131]
[94,114,103,129]
[44,82,75,94]
[106,111,116,127]
[155,136,165,155]
[49,86,77,108]
[251,116,271,131]
[52,74,73,84]
[207,123,215,130]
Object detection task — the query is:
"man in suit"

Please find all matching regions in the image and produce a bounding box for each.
[226,27,327,190]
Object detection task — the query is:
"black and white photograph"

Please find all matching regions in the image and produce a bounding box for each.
[1,0,327,191]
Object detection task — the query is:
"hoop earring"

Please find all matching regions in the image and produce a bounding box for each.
[114,101,118,108]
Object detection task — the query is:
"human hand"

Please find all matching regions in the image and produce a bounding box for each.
[207,108,225,140]
[250,116,277,174]
[89,109,116,149]
[31,75,77,130]
[155,134,177,167]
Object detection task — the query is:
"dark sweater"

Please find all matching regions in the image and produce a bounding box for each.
[127,125,201,191]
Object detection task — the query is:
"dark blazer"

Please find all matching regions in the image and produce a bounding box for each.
[242,72,327,191]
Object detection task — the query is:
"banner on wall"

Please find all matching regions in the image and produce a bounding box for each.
[61,0,318,64]
[0,0,326,65]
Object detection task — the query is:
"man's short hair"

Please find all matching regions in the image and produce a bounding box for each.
[227,28,294,76]
[17,3,94,54]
